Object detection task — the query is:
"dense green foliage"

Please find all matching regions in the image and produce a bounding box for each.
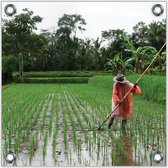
[15,77,89,83]
[13,71,95,78]
[2,9,166,83]
[2,55,17,81]
[2,8,43,82]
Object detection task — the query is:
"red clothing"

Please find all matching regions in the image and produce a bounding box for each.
[112,81,141,120]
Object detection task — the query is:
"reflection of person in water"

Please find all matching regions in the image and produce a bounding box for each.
[110,130,135,166]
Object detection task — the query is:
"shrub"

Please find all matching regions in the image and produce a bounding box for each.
[2,55,17,80]
[14,71,94,78]
[15,77,89,83]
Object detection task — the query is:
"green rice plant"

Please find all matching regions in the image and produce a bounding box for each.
[3,140,8,154]
[13,140,17,155]
[67,90,98,130]
[65,91,85,132]
[48,99,54,136]
[40,94,51,131]
[8,130,12,149]
[63,92,77,144]
[29,132,36,163]
[68,149,72,165]
[2,74,166,166]
[32,97,46,128]
[42,130,48,161]
[77,139,82,155]
[60,95,68,149]
[88,136,92,155]
[3,86,48,155]
[120,143,125,156]
[52,94,59,162]
[63,123,68,149]
[149,150,153,166]
[110,148,114,165]
[84,159,91,166]
[52,128,57,157]
[157,134,160,150]
[97,134,101,151]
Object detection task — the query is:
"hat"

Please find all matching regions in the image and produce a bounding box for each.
[113,74,127,83]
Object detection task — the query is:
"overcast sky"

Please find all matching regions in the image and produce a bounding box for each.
[2,1,166,40]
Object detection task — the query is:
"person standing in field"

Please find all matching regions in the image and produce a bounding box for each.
[108,74,141,129]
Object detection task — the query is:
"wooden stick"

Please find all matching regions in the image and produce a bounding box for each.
[97,42,166,130]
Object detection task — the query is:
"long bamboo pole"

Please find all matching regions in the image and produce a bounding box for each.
[97,42,166,130]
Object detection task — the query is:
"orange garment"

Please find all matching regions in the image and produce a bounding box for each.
[111,81,141,120]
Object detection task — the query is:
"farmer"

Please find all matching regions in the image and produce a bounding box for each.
[108,74,141,129]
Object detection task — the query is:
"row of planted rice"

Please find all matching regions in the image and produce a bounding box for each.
[2,74,166,166]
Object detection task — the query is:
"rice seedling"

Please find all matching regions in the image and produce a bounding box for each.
[63,91,77,144]
[65,91,86,132]
[48,99,54,136]
[29,132,35,163]
[2,74,166,166]
[64,135,68,152]
[76,139,82,155]
[39,96,50,132]
[42,130,48,162]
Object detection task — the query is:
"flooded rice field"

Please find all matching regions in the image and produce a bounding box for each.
[2,84,166,166]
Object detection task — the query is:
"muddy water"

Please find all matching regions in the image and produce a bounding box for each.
[2,93,166,166]
[2,126,166,166]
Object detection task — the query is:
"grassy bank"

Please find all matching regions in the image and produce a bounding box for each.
[89,74,166,104]
[10,71,166,104]
[12,71,110,83]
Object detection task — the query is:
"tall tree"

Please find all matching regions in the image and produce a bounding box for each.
[102,29,128,59]
[131,20,166,50]
[58,14,86,37]
[131,22,148,47]
[92,38,102,70]
[3,8,42,81]
[147,19,166,51]
[55,14,86,70]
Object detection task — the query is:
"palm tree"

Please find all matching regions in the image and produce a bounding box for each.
[147,20,166,51]
[92,37,102,70]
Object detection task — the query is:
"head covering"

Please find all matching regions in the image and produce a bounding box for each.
[113,74,127,83]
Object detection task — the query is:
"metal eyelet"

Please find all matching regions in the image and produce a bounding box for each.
[5,151,16,164]
[153,151,164,164]
[152,4,164,17]
[4,4,17,17]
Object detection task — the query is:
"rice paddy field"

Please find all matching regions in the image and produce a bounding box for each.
[2,74,166,166]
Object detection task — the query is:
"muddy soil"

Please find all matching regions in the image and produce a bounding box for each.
[2,92,166,166]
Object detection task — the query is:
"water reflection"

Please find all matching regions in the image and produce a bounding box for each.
[110,130,137,166]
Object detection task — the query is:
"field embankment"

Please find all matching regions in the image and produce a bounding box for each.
[12,71,110,83]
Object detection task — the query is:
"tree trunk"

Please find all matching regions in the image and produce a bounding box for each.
[19,53,21,80]
[138,60,143,74]
[18,42,24,82]
[135,59,139,73]
[19,52,23,82]
[20,52,24,82]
